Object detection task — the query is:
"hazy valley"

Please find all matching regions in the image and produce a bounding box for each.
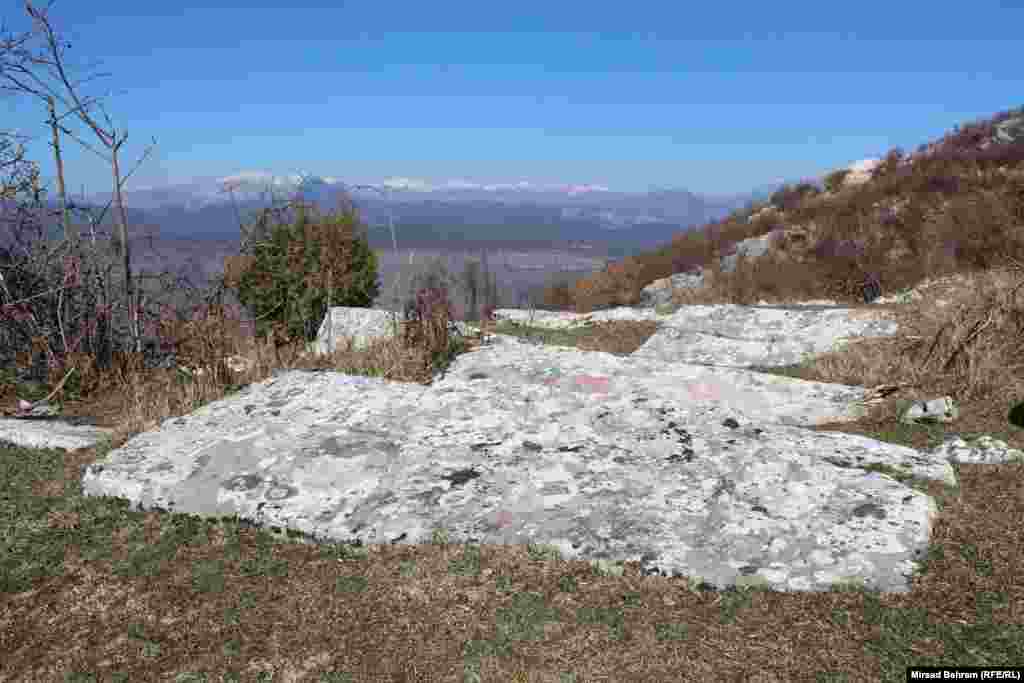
[3,176,774,326]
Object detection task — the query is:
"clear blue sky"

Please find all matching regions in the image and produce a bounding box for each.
[3,0,1022,197]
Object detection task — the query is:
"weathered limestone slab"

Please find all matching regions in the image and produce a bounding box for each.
[0,417,115,452]
[308,307,477,356]
[80,306,959,595]
[631,304,902,368]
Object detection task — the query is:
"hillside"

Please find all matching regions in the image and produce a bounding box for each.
[534,105,1024,314]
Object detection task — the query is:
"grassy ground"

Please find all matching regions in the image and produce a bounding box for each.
[4,267,1024,681]
[4,111,1024,680]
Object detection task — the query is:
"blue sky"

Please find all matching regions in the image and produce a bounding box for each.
[3,0,1022,197]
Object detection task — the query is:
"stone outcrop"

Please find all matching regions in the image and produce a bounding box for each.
[308,307,477,357]
[70,302,1024,596]
[839,158,882,187]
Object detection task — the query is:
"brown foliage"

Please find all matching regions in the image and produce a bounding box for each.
[541,105,1024,313]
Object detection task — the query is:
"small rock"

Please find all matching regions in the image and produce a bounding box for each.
[13,400,60,418]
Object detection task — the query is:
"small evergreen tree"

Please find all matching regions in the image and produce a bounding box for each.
[234,200,380,347]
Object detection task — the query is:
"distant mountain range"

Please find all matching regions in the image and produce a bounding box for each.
[0,171,816,315]
[57,172,779,256]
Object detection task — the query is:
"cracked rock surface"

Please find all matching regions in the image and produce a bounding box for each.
[75,303,975,595]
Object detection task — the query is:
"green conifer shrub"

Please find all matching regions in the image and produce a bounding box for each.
[233,201,381,349]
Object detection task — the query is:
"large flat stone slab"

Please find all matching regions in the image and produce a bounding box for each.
[632,304,901,368]
[0,417,116,452]
[80,304,959,595]
[309,307,478,356]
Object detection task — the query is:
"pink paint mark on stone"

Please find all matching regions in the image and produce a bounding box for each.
[495,510,516,528]
[683,378,771,414]
[685,381,726,401]
[574,375,611,394]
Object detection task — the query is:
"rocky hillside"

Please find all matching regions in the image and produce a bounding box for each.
[536,105,1024,313]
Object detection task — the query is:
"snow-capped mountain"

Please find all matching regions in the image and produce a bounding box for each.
[65,170,775,254]
[90,171,703,213]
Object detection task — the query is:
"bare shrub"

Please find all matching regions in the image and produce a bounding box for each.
[769,182,820,212]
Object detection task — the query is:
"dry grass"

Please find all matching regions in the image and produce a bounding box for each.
[3,107,1024,681]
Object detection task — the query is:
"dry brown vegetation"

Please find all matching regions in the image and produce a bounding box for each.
[4,96,1024,680]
